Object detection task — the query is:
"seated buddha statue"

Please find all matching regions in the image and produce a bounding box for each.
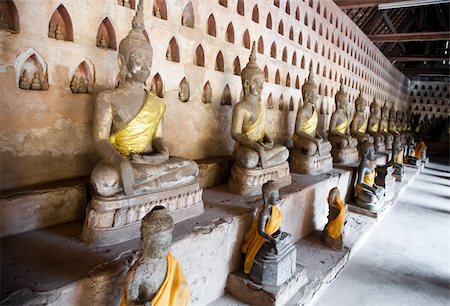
[122,207,191,306]
[231,42,289,170]
[388,108,400,143]
[322,187,348,251]
[367,99,385,151]
[19,70,31,90]
[90,0,198,197]
[292,71,332,156]
[351,92,373,145]
[379,103,394,149]
[354,141,385,211]
[404,136,426,166]
[387,138,404,180]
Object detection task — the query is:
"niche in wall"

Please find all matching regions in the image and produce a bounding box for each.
[48,4,73,41]
[70,61,94,94]
[178,77,190,102]
[0,0,19,32]
[151,73,164,98]
[221,84,232,106]
[96,18,116,50]
[16,49,49,91]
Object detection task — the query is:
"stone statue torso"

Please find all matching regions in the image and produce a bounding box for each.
[240,100,264,132]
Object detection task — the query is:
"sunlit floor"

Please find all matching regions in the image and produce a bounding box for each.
[312,162,450,306]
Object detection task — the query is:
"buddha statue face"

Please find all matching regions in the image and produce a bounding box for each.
[244,73,264,97]
[140,207,174,259]
[303,86,318,106]
[142,230,172,259]
[122,47,152,83]
[366,146,375,160]
[355,99,365,113]
[327,187,340,205]
[336,95,347,112]
[370,102,380,117]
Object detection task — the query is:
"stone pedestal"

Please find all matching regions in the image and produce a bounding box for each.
[321,231,344,251]
[226,264,307,306]
[331,147,359,164]
[227,162,291,196]
[81,181,204,246]
[354,194,385,215]
[375,166,396,201]
[290,151,333,175]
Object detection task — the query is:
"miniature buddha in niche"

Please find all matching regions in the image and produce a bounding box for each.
[354,141,385,211]
[351,92,373,145]
[55,24,65,40]
[230,42,288,170]
[322,187,348,251]
[31,72,42,90]
[70,76,80,93]
[19,70,31,90]
[367,99,385,151]
[122,207,191,306]
[379,103,394,149]
[78,76,88,93]
[99,34,109,49]
[90,0,199,197]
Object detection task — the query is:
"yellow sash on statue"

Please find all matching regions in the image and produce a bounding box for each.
[109,91,165,157]
[242,205,281,274]
[355,161,376,193]
[414,141,426,159]
[369,123,379,133]
[325,196,346,240]
[358,119,367,133]
[335,117,348,134]
[121,253,191,306]
[380,124,388,133]
[396,151,404,164]
[234,101,266,151]
[292,107,318,142]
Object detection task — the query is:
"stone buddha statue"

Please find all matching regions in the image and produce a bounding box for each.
[322,187,348,251]
[290,71,332,174]
[99,34,109,49]
[228,42,291,195]
[385,137,404,181]
[82,0,203,246]
[367,99,385,151]
[328,84,358,163]
[241,180,296,286]
[354,141,385,212]
[122,207,191,306]
[90,0,198,197]
[388,108,400,143]
[379,103,394,150]
[404,136,426,166]
[19,70,31,90]
[31,72,42,90]
[70,76,80,93]
[55,24,65,40]
[351,92,373,146]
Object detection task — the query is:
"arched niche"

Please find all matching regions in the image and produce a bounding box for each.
[0,0,20,32]
[150,73,164,98]
[295,7,300,21]
[263,66,268,82]
[257,36,264,54]
[270,42,276,58]
[153,0,167,20]
[221,84,232,106]
[70,60,94,94]
[289,27,294,40]
[215,51,224,72]
[266,13,272,29]
[16,48,49,91]
[267,93,274,109]
[295,76,300,89]
[237,0,244,16]
[207,14,216,37]
[275,70,280,85]
[278,20,283,35]
[219,0,227,7]
[298,32,303,45]
[202,81,212,104]
[285,0,291,14]
[195,45,204,67]
[252,5,259,23]
[286,73,291,87]
[226,22,234,43]
[48,4,73,41]
[166,37,180,62]
[181,2,194,28]
[278,95,285,111]
[289,97,294,111]
[96,18,116,50]
[292,52,297,65]
[118,0,136,9]
[301,56,305,69]
[243,30,250,49]
[282,47,287,62]
[178,77,190,102]
[233,57,241,76]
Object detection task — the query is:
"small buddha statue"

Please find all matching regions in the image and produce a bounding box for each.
[351,92,373,146]
[19,70,31,90]
[99,34,109,49]
[70,76,80,93]
[404,136,426,166]
[48,23,56,38]
[178,81,189,102]
[0,11,10,30]
[367,99,385,151]
[230,42,289,170]
[122,207,191,306]
[123,0,131,8]
[31,72,42,90]
[154,6,161,18]
[388,108,400,143]
[241,180,296,286]
[266,95,274,109]
[78,76,88,93]
[278,97,284,111]
[379,103,394,149]
[292,72,332,157]
[55,24,65,40]
[166,47,172,61]
[322,187,348,251]
[354,141,385,211]
[90,0,199,197]
[385,138,404,181]
[41,73,49,90]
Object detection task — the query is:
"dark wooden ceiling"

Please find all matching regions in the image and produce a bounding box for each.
[335,0,450,82]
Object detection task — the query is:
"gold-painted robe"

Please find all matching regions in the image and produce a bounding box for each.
[242,205,281,274]
[357,119,367,133]
[293,107,318,142]
[355,161,376,193]
[234,101,266,151]
[325,196,346,240]
[414,141,426,159]
[335,117,349,134]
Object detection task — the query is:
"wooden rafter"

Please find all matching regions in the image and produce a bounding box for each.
[368,31,450,42]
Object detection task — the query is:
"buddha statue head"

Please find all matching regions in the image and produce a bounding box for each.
[241,41,264,97]
[381,102,390,119]
[262,180,279,206]
[140,207,174,259]
[335,83,347,112]
[355,92,366,113]
[118,0,153,84]
[389,108,396,121]
[302,71,318,106]
[327,187,340,205]
[360,140,375,161]
[370,99,380,117]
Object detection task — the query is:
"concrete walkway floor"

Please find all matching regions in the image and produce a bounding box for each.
[311,162,450,306]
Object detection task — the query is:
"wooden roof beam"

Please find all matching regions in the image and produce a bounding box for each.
[388,55,450,61]
[368,31,450,42]
[335,0,450,9]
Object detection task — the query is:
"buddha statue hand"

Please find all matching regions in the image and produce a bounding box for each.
[258,136,274,150]
[256,146,268,169]
[131,152,169,165]
[119,159,135,196]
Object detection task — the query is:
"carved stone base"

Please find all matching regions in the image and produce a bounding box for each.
[290,151,333,175]
[227,264,307,306]
[227,162,291,196]
[331,146,359,164]
[354,196,385,215]
[81,181,204,246]
[250,233,296,286]
[321,231,344,251]
[375,166,396,201]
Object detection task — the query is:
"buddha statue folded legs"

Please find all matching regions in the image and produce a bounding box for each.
[290,72,333,175]
[328,84,359,164]
[228,43,291,196]
[81,0,203,246]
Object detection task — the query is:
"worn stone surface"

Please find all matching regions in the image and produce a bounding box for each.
[197,157,232,189]
[0,182,87,237]
[290,151,334,176]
